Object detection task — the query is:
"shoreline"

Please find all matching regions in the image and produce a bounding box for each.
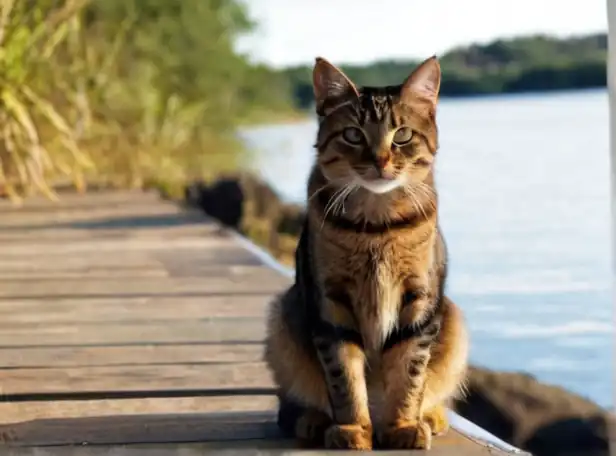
[239,87,607,130]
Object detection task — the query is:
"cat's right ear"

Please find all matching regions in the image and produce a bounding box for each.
[312,57,359,116]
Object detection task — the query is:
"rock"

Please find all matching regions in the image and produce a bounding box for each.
[454,366,613,456]
[185,175,245,229]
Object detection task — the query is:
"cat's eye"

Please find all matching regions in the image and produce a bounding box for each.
[341,127,364,145]
[392,127,413,146]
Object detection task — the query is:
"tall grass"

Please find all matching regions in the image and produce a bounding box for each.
[0,0,91,201]
[0,0,286,203]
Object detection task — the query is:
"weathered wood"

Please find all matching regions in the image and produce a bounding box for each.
[0,190,522,455]
[0,203,192,228]
[0,319,266,346]
[0,224,221,243]
[0,362,273,394]
[0,411,508,455]
[0,296,269,323]
[0,255,162,272]
[0,269,170,279]
[0,190,160,210]
[0,236,237,255]
[0,344,263,368]
[0,397,278,423]
[0,276,288,299]
[0,443,514,456]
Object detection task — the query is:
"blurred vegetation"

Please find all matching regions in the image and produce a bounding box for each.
[0,0,293,201]
[282,33,608,109]
[0,0,607,202]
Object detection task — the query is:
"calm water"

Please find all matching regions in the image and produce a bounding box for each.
[239,89,613,407]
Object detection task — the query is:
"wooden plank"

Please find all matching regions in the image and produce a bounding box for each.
[0,247,263,273]
[0,236,236,256]
[0,411,281,447]
[0,265,271,280]
[0,344,263,368]
[0,249,263,275]
[0,194,183,216]
[0,275,289,299]
[0,255,162,272]
[0,362,273,394]
[0,411,514,455]
[0,296,269,323]
[0,319,266,346]
[0,204,191,228]
[0,224,221,242]
[0,396,278,423]
[0,190,160,210]
[0,443,513,456]
[0,269,169,279]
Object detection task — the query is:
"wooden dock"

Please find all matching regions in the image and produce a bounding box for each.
[0,190,528,454]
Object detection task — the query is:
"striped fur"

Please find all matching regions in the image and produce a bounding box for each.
[264,56,469,450]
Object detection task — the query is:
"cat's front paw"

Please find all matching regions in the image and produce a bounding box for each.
[424,405,450,436]
[324,424,373,450]
[379,420,432,450]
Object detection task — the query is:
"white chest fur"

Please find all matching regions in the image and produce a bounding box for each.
[356,259,401,356]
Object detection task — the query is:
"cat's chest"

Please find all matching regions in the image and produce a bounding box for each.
[343,239,430,351]
[355,248,405,351]
[316,230,435,346]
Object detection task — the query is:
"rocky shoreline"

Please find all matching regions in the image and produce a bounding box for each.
[184,173,613,456]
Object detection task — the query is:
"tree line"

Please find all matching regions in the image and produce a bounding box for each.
[281,33,607,109]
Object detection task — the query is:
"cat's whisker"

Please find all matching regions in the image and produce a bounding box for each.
[332,184,354,217]
[404,185,429,221]
[308,183,332,202]
[309,177,350,203]
[404,182,436,220]
[336,183,357,215]
[321,184,349,230]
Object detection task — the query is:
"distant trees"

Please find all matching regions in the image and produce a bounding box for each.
[280,34,608,109]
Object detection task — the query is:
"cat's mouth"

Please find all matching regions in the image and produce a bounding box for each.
[356,175,405,194]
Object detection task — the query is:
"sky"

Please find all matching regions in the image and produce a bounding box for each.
[236,0,608,68]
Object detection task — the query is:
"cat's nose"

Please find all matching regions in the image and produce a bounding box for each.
[374,153,391,170]
[374,155,395,180]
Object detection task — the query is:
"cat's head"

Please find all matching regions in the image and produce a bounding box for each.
[312,56,440,195]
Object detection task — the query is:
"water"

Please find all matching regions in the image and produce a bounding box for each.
[239,89,613,408]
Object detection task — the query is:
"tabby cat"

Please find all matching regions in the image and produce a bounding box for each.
[263,56,469,450]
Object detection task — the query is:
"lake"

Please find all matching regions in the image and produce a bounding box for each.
[239,89,613,408]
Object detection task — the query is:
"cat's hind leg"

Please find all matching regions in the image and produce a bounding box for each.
[277,394,332,447]
[264,288,333,447]
[422,296,469,436]
[264,287,372,450]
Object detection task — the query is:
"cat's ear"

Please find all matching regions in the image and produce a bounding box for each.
[401,55,441,106]
[312,57,359,115]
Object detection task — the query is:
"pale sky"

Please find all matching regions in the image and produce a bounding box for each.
[236,0,608,68]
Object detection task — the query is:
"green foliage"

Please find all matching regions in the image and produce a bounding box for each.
[0,0,293,201]
[281,34,608,109]
[0,0,91,201]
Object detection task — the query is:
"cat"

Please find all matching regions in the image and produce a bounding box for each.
[263,55,469,451]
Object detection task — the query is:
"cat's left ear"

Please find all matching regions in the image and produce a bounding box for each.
[312,57,359,116]
[401,55,441,106]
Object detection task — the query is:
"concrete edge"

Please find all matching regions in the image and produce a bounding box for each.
[229,230,531,455]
